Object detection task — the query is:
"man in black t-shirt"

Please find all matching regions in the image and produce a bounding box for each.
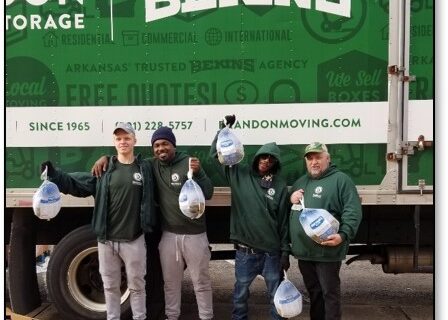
[42,122,156,320]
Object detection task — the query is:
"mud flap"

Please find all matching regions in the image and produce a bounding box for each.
[8,209,42,314]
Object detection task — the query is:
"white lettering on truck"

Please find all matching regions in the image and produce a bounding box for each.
[6,0,350,32]
[6,0,85,31]
[6,14,84,30]
[6,0,83,5]
[145,0,351,22]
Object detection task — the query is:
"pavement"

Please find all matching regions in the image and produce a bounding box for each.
[5,252,434,320]
[181,303,433,320]
[6,300,433,320]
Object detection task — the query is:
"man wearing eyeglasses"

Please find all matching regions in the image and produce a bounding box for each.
[41,122,156,320]
[210,115,290,320]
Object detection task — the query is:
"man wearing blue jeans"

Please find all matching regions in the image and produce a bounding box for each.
[233,250,284,319]
[210,115,290,320]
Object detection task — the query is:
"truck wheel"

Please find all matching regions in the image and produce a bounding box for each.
[47,225,132,320]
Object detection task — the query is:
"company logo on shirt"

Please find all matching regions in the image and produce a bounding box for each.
[266,188,275,200]
[171,173,182,186]
[133,172,143,186]
[312,186,323,198]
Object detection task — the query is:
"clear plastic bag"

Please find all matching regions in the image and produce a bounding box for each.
[216,127,244,166]
[33,167,61,220]
[274,271,302,318]
[297,199,339,244]
[178,159,206,219]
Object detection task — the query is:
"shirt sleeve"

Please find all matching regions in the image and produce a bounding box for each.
[50,169,97,197]
[338,176,362,241]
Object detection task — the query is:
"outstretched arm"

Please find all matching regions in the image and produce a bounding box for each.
[41,161,96,197]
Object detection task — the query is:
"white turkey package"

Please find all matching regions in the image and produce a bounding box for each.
[178,162,205,219]
[274,271,302,318]
[297,199,339,244]
[33,167,61,220]
[216,127,244,166]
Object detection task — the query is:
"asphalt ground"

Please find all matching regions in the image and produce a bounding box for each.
[6,254,434,320]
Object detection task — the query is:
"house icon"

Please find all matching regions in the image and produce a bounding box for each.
[43,32,58,48]
[122,30,139,46]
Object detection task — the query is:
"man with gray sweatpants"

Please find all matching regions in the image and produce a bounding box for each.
[149,127,214,320]
[92,126,214,320]
[43,122,157,320]
[99,235,147,319]
[158,231,213,319]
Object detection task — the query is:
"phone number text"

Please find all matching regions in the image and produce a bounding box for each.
[127,121,193,131]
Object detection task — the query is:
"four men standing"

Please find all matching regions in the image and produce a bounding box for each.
[45,119,362,320]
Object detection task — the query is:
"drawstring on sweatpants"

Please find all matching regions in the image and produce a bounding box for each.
[175,234,186,262]
[110,241,120,256]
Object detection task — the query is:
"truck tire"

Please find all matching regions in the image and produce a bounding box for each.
[8,209,41,314]
[47,225,132,320]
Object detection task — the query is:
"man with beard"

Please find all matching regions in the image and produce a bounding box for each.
[289,142,362,320]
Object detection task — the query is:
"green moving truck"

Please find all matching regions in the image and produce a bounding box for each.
[6,0,434,319]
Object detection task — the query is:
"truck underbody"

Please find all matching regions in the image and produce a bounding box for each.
[5,186,434,317]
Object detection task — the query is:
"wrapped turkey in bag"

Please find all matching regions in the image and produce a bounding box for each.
[298,199,339,244]
[179,159,206,219]
[216,126,244,166]
[274,271,302,318]
[33,166,61,220]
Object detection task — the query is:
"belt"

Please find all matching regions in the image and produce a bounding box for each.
[234,243,264,254]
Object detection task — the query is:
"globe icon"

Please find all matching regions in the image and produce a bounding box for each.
[205,28,222,46]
